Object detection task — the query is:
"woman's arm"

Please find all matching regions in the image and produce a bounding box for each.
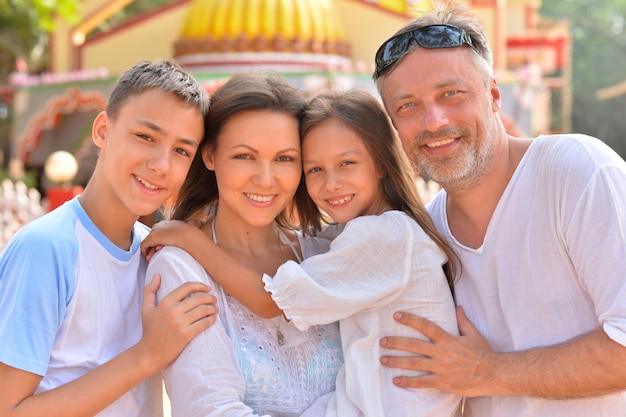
[141,220,281,318]
[149,247,271,417]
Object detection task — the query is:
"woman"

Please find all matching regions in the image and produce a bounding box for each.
[145,73,343,417]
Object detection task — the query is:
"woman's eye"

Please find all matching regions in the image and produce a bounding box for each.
[277,155,294,162]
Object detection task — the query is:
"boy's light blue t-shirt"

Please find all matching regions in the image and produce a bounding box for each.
[0,197,154,414]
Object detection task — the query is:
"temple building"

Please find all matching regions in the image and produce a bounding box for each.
[2,0,570,192]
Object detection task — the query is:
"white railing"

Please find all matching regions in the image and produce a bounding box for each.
[0,179,46,251]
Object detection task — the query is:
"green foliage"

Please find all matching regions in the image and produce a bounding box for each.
[0,0,80,77]
[540,0,626,159]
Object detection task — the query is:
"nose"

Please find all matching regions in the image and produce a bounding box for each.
[146,148,170,175]
[323,171,342,192]
[252,161,274,187]
[423,102,449,133]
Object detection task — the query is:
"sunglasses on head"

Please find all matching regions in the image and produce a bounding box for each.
[374,24,482,77]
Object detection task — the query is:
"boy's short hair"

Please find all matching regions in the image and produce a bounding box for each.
[106,60,210,119]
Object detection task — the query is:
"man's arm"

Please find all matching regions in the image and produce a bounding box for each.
[0,276,217,417]
[380,307,626,399]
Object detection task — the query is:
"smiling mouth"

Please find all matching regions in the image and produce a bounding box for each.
[327,195,353,206]
[135,175,160,190]
[425,138,456,148]
[245,193,275,203]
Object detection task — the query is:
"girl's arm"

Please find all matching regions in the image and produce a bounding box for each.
[141,220,281,318]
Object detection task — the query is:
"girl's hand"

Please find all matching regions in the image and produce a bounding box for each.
[141,220,203,260]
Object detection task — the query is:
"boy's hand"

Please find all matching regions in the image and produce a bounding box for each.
[140,273,218,371]
[141,220,203,260]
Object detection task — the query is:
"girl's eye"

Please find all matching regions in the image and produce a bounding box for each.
[137,134,154,142]
[175,148,191,157]
[306,167,321,174]
[340,160,356,167]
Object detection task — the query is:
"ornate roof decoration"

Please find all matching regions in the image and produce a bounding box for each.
[173,0,351,61]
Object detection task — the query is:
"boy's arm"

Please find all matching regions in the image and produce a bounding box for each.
[0,275,217,417]
[141,220,281,318]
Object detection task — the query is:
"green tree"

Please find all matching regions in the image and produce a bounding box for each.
[540,0,626,159]
[0,0,80,80]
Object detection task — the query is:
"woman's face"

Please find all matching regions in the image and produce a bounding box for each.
[203,109,302,228]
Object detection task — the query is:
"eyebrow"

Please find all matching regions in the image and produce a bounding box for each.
[303,149,362,164]
[230,144,300,154]
[137,119,200,147]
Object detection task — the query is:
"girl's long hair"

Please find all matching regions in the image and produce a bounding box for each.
[296,90,458,292]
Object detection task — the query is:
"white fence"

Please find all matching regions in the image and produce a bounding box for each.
[0,179,45,251]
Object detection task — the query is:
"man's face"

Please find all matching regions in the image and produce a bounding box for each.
[379,47,501,191]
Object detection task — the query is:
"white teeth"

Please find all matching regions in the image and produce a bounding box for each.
[328,195,352,205]
[245,193,274,203]
[137,176,158,190]
[425,138,455,148]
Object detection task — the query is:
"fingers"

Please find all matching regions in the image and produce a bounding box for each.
[456,305,478,337]
[143,245,163,261]
[165,280,212,303]
[392,311,452,342]
[142,273,161,311]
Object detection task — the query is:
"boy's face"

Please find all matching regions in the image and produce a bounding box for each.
[93,89,204,217]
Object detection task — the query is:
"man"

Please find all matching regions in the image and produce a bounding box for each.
[0,60,218,416]
[374,4,626,416]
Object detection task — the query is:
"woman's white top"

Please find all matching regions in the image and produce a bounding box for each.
[147,231,343,417]
[263,211,462,417]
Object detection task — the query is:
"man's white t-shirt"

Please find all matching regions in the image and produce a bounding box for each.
[428,134,626,416]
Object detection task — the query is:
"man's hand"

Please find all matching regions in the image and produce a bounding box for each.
[380,306,497,397]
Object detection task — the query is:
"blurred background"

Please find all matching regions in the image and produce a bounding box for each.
[0,0,625,243]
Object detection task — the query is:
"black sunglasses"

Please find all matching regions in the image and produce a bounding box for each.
[374,24,482,77]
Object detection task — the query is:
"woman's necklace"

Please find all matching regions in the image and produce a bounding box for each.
[211,220,286,346]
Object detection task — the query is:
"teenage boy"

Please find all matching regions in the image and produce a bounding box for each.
[0,60,217,417]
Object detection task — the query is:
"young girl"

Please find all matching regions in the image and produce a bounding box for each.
[143,90,462,416]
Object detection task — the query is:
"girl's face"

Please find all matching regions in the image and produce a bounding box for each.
[203,110,302,228]
[302,118,387,224]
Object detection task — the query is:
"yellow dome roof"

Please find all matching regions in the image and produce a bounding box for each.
[174,0,350,58]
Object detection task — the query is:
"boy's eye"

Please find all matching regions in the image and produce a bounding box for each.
[138,134,154,142]
[305,167,321,174]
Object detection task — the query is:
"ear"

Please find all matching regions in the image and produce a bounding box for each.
[490,77,502,113]
[92,111,109,149]
[202,146,216,171]
[377,164,385,180]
